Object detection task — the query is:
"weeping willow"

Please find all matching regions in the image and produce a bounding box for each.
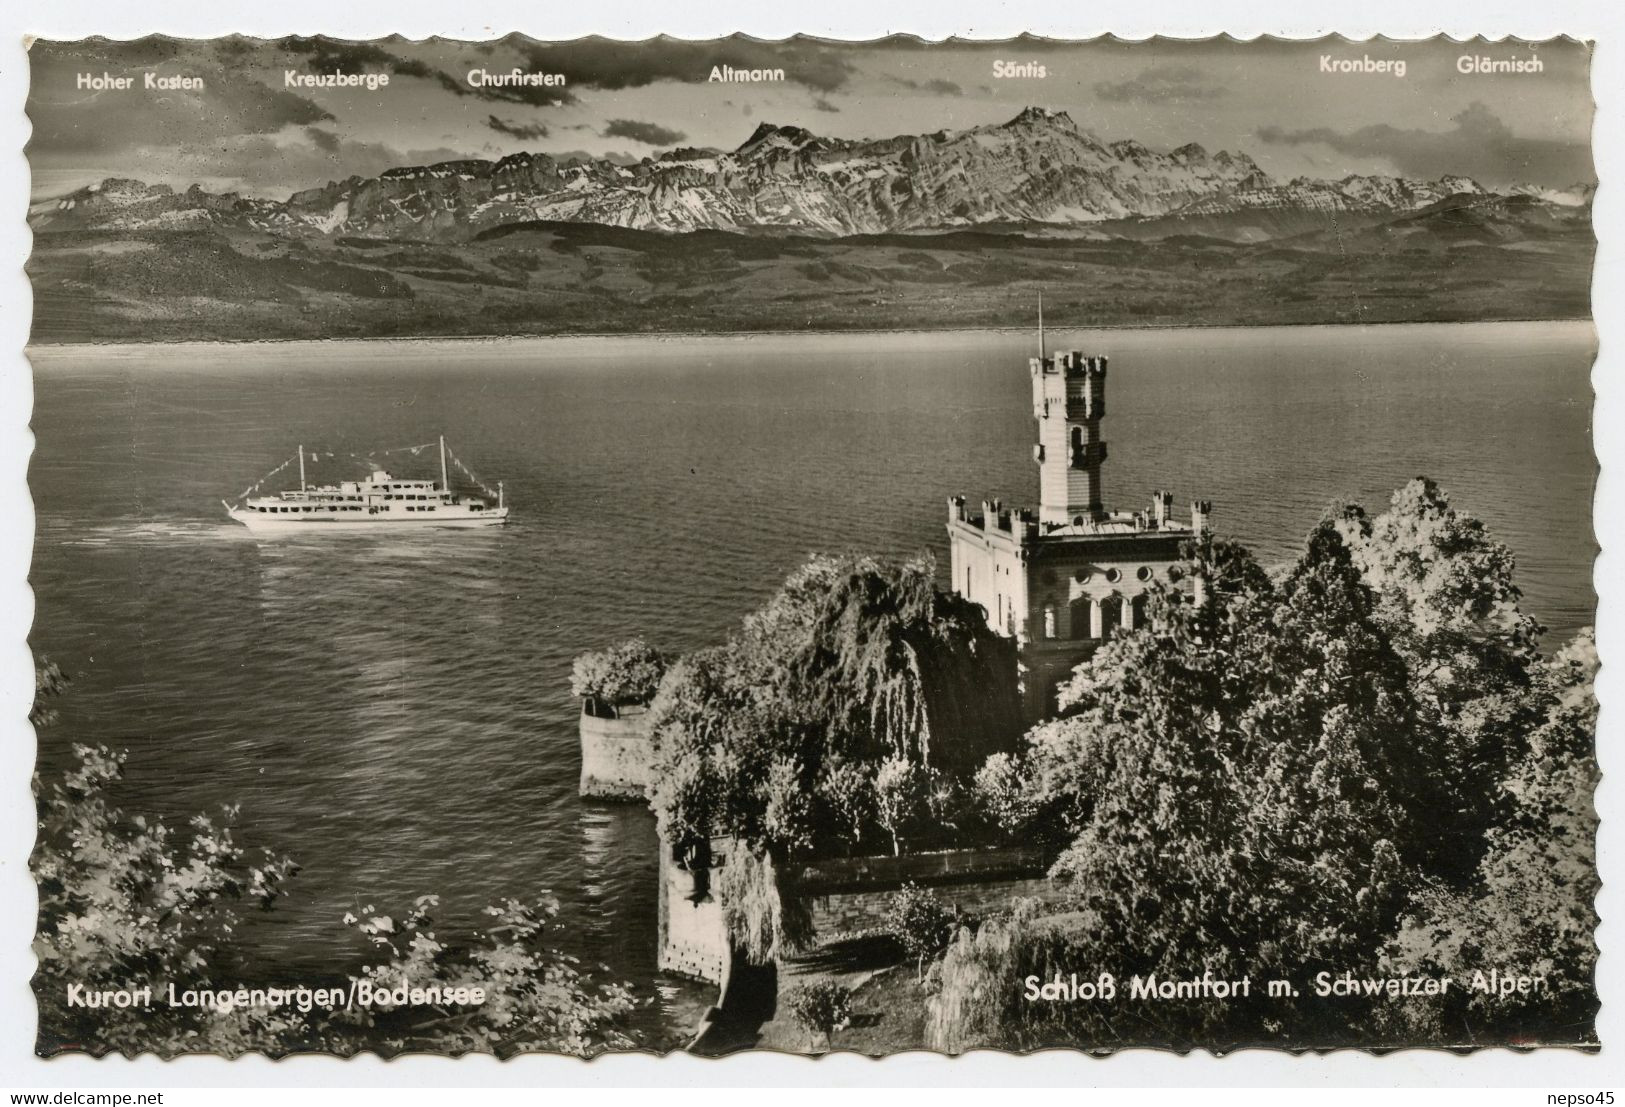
[743,553,1013,765]
[715,848,813,963]
[647,552,1022,857]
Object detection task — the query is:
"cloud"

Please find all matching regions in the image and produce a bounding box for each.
[277,37,461,89]
[507,35,856,94]
[486,115,550,141]
[273,35,860,107]
[305,126,341,153]
[603,119,687,147]
[277,35,573,106]
[1094,65,1229,104]
[1256,102,1595,188]
[885,75,963,96]
[28,40,336,157]
[813,97,841,114]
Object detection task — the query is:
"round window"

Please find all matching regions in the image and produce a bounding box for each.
[1074,569,1093,584]
[1105,568,1122,584]
[1136,566,1153,582]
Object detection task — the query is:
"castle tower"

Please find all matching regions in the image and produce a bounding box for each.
[947,328,1213,722]
[1031,350,1108,527]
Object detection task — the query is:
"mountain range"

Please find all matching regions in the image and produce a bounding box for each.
[29,107,1595,244]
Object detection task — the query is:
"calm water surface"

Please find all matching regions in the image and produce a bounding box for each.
[28,321,1596,1044]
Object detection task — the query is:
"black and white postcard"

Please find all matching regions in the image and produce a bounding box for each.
[18,29,1601,1063]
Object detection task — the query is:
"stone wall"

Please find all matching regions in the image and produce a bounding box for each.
[578,705,653,800]
[656,840,1065,984]
[783,845,1064,937]
[657,841,730,984]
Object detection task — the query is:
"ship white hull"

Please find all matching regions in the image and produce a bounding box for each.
[228,507,509,532]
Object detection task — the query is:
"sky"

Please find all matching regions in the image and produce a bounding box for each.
[25,34,1596,200]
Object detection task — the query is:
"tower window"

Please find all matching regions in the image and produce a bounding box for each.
[1043,605,1057,640]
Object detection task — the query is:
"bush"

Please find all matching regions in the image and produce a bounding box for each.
[782,979,854,1049]
[33,743,302,1056]
[338,893,638,1057]
[925,899,1064,1053]
[32,656,69,729]
[570,638,667,713]
[885,882,961,977]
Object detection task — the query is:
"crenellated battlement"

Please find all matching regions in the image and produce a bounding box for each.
[1030,351,1109,378]
[947,495,1038,540]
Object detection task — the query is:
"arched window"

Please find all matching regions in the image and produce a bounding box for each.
[1069,595,1092,640]
[1043,605,1057,640]
[1099,596,1121,640]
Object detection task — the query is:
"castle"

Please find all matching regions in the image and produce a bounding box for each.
[947,326,1212,721]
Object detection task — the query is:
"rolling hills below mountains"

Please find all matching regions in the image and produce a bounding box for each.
[26,107,1594,342]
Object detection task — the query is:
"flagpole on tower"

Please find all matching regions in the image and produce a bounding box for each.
[298,445,306,492]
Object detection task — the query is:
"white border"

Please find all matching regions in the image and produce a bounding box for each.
[0,0,1615,1089]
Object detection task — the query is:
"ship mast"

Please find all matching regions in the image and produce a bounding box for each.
[298,444,306,492]
[439,434,448,492]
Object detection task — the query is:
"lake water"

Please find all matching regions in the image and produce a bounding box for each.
[27,321,1596,1046]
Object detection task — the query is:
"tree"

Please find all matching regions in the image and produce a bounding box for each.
[926,898,1081,1053]
[971,753,1041,838]
[570,637,668,715]
[762,756,817,859]
[817,753,876,851]
[962,481,1580,1047]
[646,553,1020,860]
[1382,628,1599,1043]
[885,883,960,978]
[1335,478,1545,883]
[1025,521,1428,1042]
[872,756,928,857]
[782,979,853,1051]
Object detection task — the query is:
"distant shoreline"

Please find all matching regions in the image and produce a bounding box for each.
[23,314,1596,352]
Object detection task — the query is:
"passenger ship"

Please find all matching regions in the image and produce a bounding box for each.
[225,436,509,532]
